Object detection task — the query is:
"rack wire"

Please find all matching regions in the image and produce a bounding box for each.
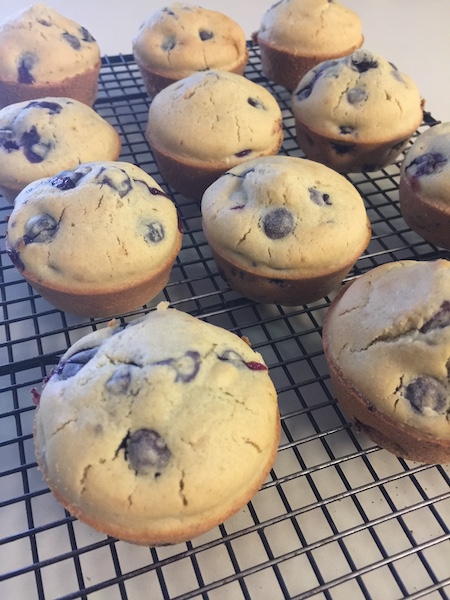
[1,45,449,600]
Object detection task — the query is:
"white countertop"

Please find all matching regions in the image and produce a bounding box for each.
[0,0,448,122]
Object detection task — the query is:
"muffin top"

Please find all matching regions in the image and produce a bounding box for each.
[146,70,283,165]
[325,259,450,439]
[0,3,100,83]
[34,306,279,544]
[201,155,370,276]
[256,0,363,55]
[6,161,181,291]
[292,49,423,142]
[401,122,450,202]
[132,3,247,78]
[0,98,121,196]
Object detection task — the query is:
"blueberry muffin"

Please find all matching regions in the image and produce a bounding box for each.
[5,162,182,317]
[399,122,450,250]
[291,49,424,173]
[0,4,100,108]
[0,97,121,203]
[33,305,280,545]
[323,259,450,464]
[253,0,363,91]
[132,3,248,98]
[145,70,284,199]
[201,155,371,305]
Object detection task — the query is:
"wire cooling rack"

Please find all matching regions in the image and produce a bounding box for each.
[1,45,450,600]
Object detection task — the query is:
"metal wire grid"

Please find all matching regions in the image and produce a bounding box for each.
[1,45,450,600]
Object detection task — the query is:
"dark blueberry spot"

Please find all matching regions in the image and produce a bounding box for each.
[161,36,176,51]
[309,187,332,207]
[79,26,96,43]
[134,179,169,198]
[162,7,176,16]
[126,429,171,476]
[21,127,52,163]
[217,349,268,371]
[420,301,450,333]
[404,375,447,414]
[330,142,356,155]
[18,53,37,84]
[248,97,266,110]
[61,32,81,50]
[145,221,165,244]
[155,350,201,383]
[97,167,132,198]
[37,18,52,26]
[235,149,252,158]
[199,29,214,41]
[339,125,355,135]
[347,87,368,105]
[350,52,379,73]
[50,167,90,190]
[105,365,133,395]
[0,128,19,152]
[296,59,339,101]
[262,207,295,240]
[405,153,447,177]
[25,100,63,114]
[23,214,58,244]
[6,247,25,271]
[53,348,99,380]
[231,204,245,210]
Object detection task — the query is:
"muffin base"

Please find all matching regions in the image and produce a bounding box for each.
[9,236,182,318]
[294,119,418,173]
[33,400,280,546]
[399,177,450,250]
[0,62,101,109]
[135,53,249,99]
[255,35,363,91]
[208,242,370,306]
[323,282,450,464]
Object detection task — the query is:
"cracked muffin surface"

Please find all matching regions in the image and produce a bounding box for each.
[291,49,423,172]
[132,3,248,97]
[201,155,370,305]
[145,69,283,198]
[323,259,450,462]
[33,306,280,545]
[5,161,182,316]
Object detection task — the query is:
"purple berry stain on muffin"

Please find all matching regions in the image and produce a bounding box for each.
[248,97,266,110]
[37,18,52,27]
[79,26,96,43]
[199,29,214,41]
[262,207,294,239]
[105,365,133,395]
[125,429,171,477]
[52,347,99,380]
[21,126,52,163]
[347,87,368,105]
[405,153,447,178]
[145,221,165,244]
[350,52,379,73]
[50,167,91,190]
[97,166,133,198]
[23,214,58,244]
[0,128,20,152]
[61,31,81,50]
[295,60,339,101]
[330,141,356,155]
[420,301,450,333]
[340,125,356,135]
[161,36,176,51]
[404,375,447,415]
[26,100,63,114]
[6,247,25,272]
[235,149,252,158]
[309,187,332,207]
[156,350,201,383]
[218,349,268,371]
[18,53,37,84]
